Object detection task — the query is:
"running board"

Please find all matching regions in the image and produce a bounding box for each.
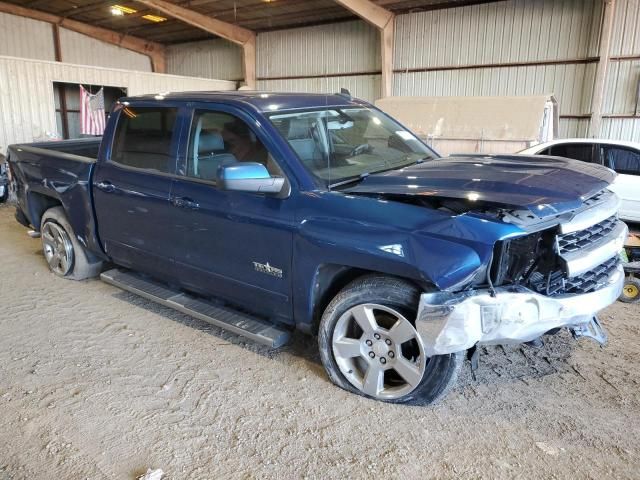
[100,269,290,348]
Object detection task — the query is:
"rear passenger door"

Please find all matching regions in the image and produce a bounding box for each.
[93,104,185,280]
[600,145,640,222]
[168,105,296,323]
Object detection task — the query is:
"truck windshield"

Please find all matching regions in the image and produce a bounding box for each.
[268,107,436,186]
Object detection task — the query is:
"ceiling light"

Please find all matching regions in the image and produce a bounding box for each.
[111,5,137,15]
[142,14,167,22]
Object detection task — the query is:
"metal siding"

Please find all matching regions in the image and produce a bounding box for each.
[0,56,235,155]
[167,39,243,81]
[59,28,152,72]
[395,0,601,70]
[393,63,595,115]
[601,118,640,142]
[0,12,55,61]
[610,0,640,56]
[603,59,640,115]
[257,75,380,103]
[257,20,380,78]
[558,118,590,138]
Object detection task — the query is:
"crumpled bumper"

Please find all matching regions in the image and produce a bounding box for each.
[416,264,624,357]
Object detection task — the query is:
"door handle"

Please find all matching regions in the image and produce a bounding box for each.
[172,197,200,209]
[95,181,116,193]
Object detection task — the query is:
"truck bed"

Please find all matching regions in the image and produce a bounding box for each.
[7,137,104,258]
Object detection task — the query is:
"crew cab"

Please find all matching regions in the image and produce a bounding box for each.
[7,92,627,404]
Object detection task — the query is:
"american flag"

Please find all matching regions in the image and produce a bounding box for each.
[80,85,106,136]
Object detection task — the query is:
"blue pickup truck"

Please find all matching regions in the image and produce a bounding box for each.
[7,91,627,404]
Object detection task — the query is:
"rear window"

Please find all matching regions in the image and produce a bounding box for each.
[111,107,178,173]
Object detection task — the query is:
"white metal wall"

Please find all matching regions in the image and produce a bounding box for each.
[601,0,640,141]
[394,0,603,139]
[0,12,152,72]
[59,28,152,72]
[167,39,243,82]
[0,12,55,61]
[0,55,235,154]
[256,21,380,101]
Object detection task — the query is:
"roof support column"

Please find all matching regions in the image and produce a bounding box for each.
[333,0,395,99]
[135,0,256,88]
[589,0,616,138]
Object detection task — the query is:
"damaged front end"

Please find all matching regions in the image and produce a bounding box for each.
[415,188,627,357]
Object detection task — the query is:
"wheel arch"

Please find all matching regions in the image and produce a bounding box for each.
[26,191,63,230]
[304,264,430,335]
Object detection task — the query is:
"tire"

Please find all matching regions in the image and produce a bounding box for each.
[40,206,102,280]
[619,276,640,304]
[318,274,463,404]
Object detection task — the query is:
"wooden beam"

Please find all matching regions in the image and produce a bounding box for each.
[135,0,256,87]
[0,1,166,73]
[333,0,394,98]
[333,0,393,29]
[589,0,616,138]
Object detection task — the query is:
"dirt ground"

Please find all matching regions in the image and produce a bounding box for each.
[0,204,639,480]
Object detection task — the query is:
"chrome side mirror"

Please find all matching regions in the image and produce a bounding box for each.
[217,162,285,194]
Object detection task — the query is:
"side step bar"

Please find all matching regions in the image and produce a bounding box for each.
[100,269,291,348]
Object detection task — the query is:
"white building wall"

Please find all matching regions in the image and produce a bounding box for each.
[0,56,235,154]
[167,39,243,82]
[59,28,152,72]
[256,21,380,101]
[0,12,55,61]
[0,11,152,71]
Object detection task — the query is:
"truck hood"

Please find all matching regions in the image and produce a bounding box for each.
[343,155,616,217]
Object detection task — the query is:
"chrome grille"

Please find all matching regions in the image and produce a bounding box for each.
[557,215,618,255]
[529,256,620,296]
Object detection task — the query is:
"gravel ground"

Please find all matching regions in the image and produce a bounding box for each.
[0,203,639,479]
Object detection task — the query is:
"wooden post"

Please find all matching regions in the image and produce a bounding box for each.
[333,0,395,99]
[135,0,256,88]
[589,0,616,138]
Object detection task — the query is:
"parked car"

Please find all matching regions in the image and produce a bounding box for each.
[6,92,626,404]
[0,155,7,203]
[519,139,640,223]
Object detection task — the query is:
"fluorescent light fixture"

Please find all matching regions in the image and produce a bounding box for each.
[111,5,137,15]
[142,14,167,22]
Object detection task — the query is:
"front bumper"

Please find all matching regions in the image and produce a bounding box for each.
[416,264,624,357]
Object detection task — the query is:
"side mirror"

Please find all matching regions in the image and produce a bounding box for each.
[217,162,285,194]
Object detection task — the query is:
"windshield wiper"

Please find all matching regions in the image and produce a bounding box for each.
[328,172,370,189]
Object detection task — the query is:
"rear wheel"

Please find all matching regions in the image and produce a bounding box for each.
[619,277,640,304]
[40,207,102,280]
[318,275,463,404]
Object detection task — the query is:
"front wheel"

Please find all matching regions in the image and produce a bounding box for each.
[40,207,102,280]
[619,277,640,304]
[318,275,463,404]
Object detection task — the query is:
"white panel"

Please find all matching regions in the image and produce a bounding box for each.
[603,59,640,115]
[393,63,595,115]
[0,12,55,61]
[601,118,640,142]
[394,0,601,70]
[167,39,243,81]
[257,21,380,78]
[558,118,590,138]
[610,0,640,57]
[257,75,380,103]
[59,28,151,72]
[0,56,235,154]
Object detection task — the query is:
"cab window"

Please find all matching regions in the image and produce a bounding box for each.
[111,107,177,173]
[186,110,283,182]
